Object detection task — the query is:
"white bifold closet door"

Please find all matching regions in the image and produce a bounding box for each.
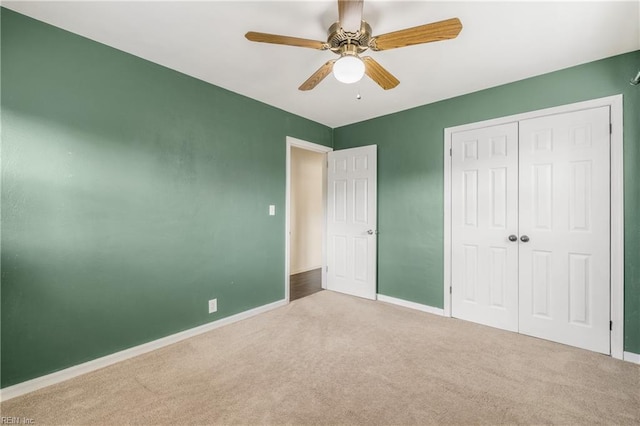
[451,123,519,332]
[518,106,610,354]
[451,106,611,354]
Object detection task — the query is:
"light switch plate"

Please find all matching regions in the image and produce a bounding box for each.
[269,205,275,216]
[208,298,217,314]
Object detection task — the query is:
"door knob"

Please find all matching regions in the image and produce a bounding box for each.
[367,229,375,235]
[520,235,530,242]
[508,235,518,242]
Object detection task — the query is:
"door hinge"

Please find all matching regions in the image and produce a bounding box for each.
[609,123,612,134]
[610,320,613,331]
[449,286,452,294]
[326,265,328,272]
[449,148,452,156]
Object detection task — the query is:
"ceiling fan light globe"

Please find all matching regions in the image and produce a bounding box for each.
[333,56,365,84]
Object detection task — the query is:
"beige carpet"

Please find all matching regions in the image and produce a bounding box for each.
[2,290,639,425]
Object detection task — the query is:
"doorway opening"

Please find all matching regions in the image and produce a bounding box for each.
[285,137,332,302]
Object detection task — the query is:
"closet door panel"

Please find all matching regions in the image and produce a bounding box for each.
[518,106,610,354]
[451,123,519,331]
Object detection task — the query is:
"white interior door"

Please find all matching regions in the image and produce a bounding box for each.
[518,106,611,354]
[327,145,377,300]
[451,123,519,331]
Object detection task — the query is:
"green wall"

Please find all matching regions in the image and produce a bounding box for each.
[334,51,640,353]
[0,9,332,388]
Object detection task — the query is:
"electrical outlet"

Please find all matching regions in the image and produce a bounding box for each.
[208,298,217,314]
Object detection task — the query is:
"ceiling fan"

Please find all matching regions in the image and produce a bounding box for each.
[245,0,462,91]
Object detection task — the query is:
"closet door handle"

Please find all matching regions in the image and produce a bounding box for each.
[520,235,530,243]
[508,235,518,242]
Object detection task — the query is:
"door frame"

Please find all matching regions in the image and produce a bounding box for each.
[285,136,333,303]
[443,95,624,359]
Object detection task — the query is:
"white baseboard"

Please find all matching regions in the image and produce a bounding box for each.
[377,294,444,316]
[623,351,640,364]
[0,298,288,402]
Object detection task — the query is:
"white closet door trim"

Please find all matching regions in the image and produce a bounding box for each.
[443,94,624,359]
[609,96,624,360]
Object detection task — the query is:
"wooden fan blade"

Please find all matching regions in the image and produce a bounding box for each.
[245,32,328,50]
[299,60,337,91]
[369,18,462,51]
[362,56,399,90]
[338,0,364,33]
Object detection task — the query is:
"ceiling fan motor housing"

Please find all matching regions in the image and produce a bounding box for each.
[327,21,372,54]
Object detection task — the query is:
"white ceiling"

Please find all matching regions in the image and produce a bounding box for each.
[4,1,639,128]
